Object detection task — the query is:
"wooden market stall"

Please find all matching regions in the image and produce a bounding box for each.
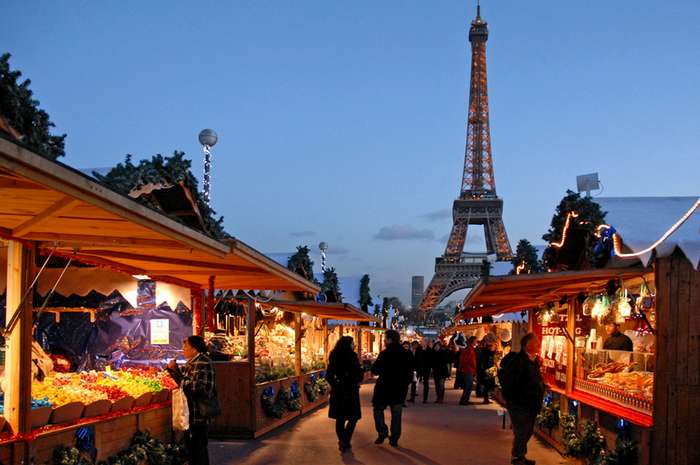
[460,198,700,465]
[208,300,378,439]
[0,137,319,464]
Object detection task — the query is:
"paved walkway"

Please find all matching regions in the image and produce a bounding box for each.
[210,380,566,465]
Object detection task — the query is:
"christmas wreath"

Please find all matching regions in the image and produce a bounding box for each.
[315,377,330,396]
[560,415,607,463]
[261,386,285,419]
[285,382,302,411]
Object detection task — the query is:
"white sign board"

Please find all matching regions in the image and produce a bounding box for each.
[150,319,170,345]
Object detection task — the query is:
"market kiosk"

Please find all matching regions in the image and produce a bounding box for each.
[208,300,377,438]
[0,137,319,464]
[461,200,700,465]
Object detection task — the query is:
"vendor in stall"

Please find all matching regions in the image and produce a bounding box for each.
[603,319,633,351]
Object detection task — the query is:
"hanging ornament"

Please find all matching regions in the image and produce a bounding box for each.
[591,295,610,322]
[614,288,632,319]
[582,295,597,316]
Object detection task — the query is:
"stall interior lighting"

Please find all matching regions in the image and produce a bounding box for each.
[132,274,151,280]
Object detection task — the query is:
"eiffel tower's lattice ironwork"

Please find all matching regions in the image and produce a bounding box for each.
[421,4,512,311]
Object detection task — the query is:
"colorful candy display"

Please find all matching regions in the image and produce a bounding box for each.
[31,368,175,410]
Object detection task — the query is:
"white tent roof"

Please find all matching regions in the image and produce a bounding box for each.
[597,196,700,269]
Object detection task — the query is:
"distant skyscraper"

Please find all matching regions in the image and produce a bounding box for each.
[411,276,425,309]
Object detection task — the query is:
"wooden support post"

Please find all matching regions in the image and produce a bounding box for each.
[247,298,257,432]
[294,313,302,376]
[565,298,576,395]
[206,275,215,331]
[193,291,204,336]
[4,240,33,437]
[356,328,363,357]
[528,309,535,333]
[323,322,329,363]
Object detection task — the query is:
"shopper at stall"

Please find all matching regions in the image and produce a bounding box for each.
[477,338,497,404]
[167,336,219,465]
[499,332,545,465]
[371,329,413,447]
[603,320,633,351]
[326,336,364,453]
[458,336,478,405]
[431,341,450,404]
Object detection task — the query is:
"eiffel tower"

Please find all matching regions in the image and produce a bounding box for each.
[420,3,512,311]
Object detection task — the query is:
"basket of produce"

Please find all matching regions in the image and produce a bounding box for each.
[83,399,111,418]
[30,406,52,429]
[50,401,85,424]
[110,395,135,412]
[133,392,153,407]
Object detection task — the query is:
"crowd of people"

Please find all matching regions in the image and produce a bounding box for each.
[165,329,544,465]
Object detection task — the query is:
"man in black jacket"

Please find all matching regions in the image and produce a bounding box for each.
[371,330,413,447]
[500,333,545,465]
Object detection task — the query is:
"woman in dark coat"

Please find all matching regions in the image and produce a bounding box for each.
[326,336,364,452]
[431,342,450,403]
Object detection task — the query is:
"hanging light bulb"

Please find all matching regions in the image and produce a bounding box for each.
[617,289,632,319]
[582,295,596,316]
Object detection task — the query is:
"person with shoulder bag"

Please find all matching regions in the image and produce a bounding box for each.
[167,335,220,465]
[326,336,364,453]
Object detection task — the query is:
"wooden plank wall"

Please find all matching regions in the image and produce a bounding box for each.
[209,362,252,437]
[653,253,700,465]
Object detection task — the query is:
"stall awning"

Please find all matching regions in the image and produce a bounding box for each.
[461,267,651,319]
[0,137,319,294]
[269,300,380,323]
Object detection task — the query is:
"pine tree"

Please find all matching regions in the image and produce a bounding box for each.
[94,151,228,239]
[0,53,66,160]
[510,239,543,274]
[320,267,342,303]
[541,190,607,270]
[287,246,317,282]
[381,297,390,328]
[358,274,373,312]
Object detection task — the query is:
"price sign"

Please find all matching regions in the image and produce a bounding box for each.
[150,319,170,345]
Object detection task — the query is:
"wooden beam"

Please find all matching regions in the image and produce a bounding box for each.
[0,138,229,257]
[28,233,185,249]
[0,177,41,190]
[78,249,266,273]
[12,196,80,237]
[4,241,33,435]
[143,269,271,276]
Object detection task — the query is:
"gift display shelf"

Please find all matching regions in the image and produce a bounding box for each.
[574,378,653,415]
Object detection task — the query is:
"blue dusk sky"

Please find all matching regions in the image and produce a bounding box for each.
[2,1,699,304]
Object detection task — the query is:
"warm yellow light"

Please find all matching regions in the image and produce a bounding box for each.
[551,212,579,249]
[132,274,151,280]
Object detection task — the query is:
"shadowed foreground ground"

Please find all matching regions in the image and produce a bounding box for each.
[209,380,566,465]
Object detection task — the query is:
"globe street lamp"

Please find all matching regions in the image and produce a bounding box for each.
[198,129,218,207]
[319,242,328,272]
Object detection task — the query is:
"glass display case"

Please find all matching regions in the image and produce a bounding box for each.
[574,347,654,414]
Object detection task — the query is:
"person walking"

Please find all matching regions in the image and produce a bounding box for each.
[477,339,497,404]
[431,341,450,403]
[325,336,364,453]
[407,341,419,403]
[499,333,545,465]
[167,336,219,465]
[371,329,413,447]
[416,339,432,403]
[458,336,478,405]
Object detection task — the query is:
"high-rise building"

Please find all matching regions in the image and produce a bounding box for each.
[411,276,425,309]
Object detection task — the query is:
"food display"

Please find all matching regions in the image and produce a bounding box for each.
[205,332,247,361]
[575,348,654,414]
[29,368,176,422]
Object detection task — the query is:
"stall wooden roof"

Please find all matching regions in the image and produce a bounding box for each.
[269,300,380,322]
[460,267,651,319]
[0,137,319,293]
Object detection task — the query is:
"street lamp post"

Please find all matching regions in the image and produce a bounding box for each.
[198,129,218,207]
